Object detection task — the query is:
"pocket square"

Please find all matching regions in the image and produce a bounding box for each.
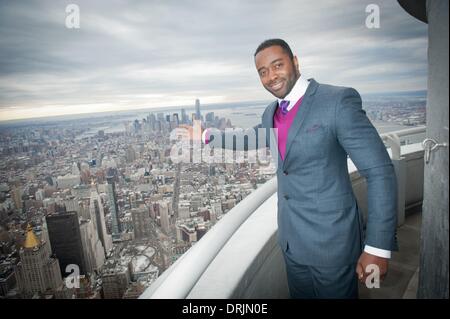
[306,124,323,133]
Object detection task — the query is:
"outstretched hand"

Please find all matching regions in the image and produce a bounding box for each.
[177,124,205,142]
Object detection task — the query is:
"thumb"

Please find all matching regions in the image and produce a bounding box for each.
[356,263,364,280]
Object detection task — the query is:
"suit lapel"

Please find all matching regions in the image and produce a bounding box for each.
[283,79,319,164]
[262,101,282,167]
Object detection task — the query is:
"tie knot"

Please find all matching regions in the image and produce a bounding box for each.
[279,100,290,115]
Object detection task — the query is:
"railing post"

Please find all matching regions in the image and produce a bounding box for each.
[385,133,401,160]
[392,156,406,226]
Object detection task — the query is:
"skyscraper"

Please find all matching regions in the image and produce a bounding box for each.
[106,176,121,240]
[195,99,201,120]
[79,218,105,273]
[205,111,215,123]
[71,162,80,176]
[131,207,152,240]
[126,146,136,163]
[101,260,131,299]
[90,188,113,255]
[46,212,87,276]
[173,113,179,126]
[11,186,23,210]
[15,225,63,297]
[181,108,187,124]
[158,201,170,235]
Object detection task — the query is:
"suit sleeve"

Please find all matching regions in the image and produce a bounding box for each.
[207,123,271,151]
[335,88,398,252]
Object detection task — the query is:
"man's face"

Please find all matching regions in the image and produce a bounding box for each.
[255,45,300,99]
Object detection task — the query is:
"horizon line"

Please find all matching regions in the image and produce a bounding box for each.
[0,89,427,124]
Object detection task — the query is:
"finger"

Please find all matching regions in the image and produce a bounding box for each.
[356,263,364,281]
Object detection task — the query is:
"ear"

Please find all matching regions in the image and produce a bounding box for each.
[293,55,300,73]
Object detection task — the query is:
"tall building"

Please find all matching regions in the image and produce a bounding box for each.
[15,225,64,297]
[205,112,215,122]
[0,263,16,297]
[122,281,146,299]
[11,186,23,210]
[131,207,152,240]
[46,212,87,276]
[178,202,190,220]
[181,108,187,124]
[158,201,170,235]
[102,263,131,299]
[172,113,179,126]
[79,219,105,274]
[126,146,136,163]
[63,197,80,216]
[90,188,113,255]
[195,98,201,120]
[106,176,121,240]
[71,162,80,176]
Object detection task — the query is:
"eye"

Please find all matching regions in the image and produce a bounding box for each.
[259,70,267,77]
[274,63,282,69]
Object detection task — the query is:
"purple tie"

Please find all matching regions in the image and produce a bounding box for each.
[279,100,290,115]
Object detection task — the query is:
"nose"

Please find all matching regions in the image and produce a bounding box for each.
[268,69,278,83]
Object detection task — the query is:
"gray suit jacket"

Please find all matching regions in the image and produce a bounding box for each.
[210,79,398,267]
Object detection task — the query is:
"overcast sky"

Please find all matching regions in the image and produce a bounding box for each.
[0,0,428,121]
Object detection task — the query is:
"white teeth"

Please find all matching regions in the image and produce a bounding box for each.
[271,82,283,90]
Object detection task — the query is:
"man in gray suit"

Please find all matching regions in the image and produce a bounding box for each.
[205,39,398,298]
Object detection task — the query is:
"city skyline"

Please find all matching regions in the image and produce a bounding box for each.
[0,92,427,298]
[0,0,428,121]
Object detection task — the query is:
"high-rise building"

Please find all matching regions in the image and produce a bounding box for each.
[0,263,16,297]
[102,262,131,299]
[15,225,64,297]
[178,202,190,220]
[11,186,23,210]
[106,176,121,240]
[181,108,187,124]
[46,212,87,276]
[211,202,222,218]
[35,189,45,201]
[90,188,113,255]
[129,193,137,209]
[205,112,215,122]
[195,99,201,120]
[63,197,80,216]
[126,146,136,163]
[173,113,179,125]
[71,162,80,176]
[176,223,197,243]
[158,201,170,235]
[122,281,146,299]
[131,207,152,240]
[79,219,105,274]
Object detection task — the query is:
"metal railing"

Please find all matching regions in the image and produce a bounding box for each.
[140,126,426,299]
[381,126,426,160]
[140,178,277,299]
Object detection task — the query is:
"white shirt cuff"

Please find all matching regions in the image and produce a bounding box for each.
[364,245,391,259]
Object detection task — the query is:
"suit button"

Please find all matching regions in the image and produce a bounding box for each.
[284,195,289,200]
[283,171,288,176]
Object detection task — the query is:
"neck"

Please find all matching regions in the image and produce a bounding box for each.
[281,73,301,99]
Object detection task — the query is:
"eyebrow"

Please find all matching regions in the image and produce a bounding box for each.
[257,58,284,73]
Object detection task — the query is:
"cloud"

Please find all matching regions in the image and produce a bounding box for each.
[0,0,428,121]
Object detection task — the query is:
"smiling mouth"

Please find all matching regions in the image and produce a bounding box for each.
[270,81,284,91]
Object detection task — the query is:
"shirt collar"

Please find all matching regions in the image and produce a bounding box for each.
[277,75,310,112]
